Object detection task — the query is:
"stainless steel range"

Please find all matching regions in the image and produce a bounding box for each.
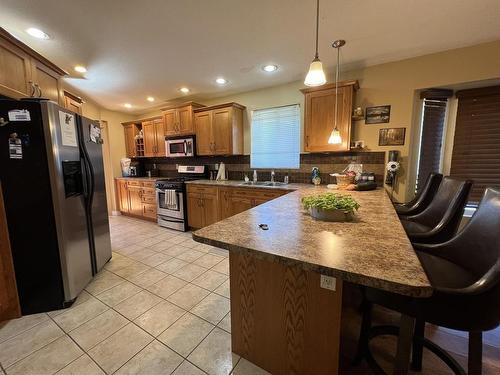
[156,165,206,231]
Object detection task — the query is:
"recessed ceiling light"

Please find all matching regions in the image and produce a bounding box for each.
[124,103,132,108]
[74,65,87,73]
[215,77,227,85]
[147,96,155,102]
[26,27,50,40]
[262,64,278,72]
[179,87,190,94]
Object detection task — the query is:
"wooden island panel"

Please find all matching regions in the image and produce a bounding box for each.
[230,251,342,375]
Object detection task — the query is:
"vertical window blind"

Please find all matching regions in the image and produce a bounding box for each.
[416,98,448,192]
[251,104,300,169]
[450,85,500,202]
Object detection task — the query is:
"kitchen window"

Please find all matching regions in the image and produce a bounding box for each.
[250,104,300,169]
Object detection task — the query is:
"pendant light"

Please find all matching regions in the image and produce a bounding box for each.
[328,39,345,145]
[304,0,326,87]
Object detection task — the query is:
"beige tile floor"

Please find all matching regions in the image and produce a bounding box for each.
[0,216,270,375]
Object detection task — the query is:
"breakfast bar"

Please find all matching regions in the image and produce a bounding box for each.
[193,186,432,375]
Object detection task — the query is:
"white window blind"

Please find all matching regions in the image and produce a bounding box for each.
[251,104,300,169]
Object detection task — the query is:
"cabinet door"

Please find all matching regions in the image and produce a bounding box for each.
[142,203,157,219]
[219,188,232,220]
[142,121,156,157]
[31,60,62,104]
[202,192,219,227]
[177,106,194,134]
[194,111,213,155]
[124,124,137,157]
[187,192,203,229]
[212,108,232,155]
[128,186,143,216]
[164,110,177,136]
[64,95,82,114]
[304,86,351,152]
[154,118,166,157]
[0,38,32,98]
[117,180,129,213]
[228,196,253,217]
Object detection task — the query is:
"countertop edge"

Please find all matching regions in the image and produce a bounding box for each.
[192,231,434,298]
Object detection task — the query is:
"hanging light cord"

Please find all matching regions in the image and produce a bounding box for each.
[314,0,320,59]
[334,45,340,129]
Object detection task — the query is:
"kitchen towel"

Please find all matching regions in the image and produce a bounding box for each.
[164,189,178,210]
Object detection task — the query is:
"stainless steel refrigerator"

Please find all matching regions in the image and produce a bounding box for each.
[0,99,111,314]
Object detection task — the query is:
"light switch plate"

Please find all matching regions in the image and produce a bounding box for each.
[320,275,336,291]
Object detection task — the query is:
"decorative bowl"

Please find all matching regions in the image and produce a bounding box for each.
[309,207,354,222]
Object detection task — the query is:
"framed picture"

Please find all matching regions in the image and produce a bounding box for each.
[365,105,391,124]
[378,127,406,146]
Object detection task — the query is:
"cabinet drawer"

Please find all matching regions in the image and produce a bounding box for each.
[127,180,141,187]
[141,181,156,188]
[187,185,218,195]
[141,194,156,204]
[142,203,157,219]
[141,187,155,196]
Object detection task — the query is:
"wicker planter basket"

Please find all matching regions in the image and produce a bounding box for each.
[335,174,355,188]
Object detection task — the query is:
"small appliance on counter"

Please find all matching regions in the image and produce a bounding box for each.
[165,135,195,157]
[129,160,144,177]
[121,158,131,177]
[156,165,207,231]
[356,172,377,191]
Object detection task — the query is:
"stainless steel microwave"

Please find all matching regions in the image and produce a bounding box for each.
[165,136,195,157]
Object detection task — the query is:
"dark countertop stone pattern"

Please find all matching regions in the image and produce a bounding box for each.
[192,182,432,297]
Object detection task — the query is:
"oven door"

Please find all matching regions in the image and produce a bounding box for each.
[156,189,184,220]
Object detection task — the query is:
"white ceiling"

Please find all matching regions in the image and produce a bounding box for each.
[1,0,500,113]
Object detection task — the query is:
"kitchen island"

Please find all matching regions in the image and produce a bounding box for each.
[193,185,432,375]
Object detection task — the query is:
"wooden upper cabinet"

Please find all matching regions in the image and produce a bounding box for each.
[154,117,166,156]
[164,109,177,136]
[124,124,138,157]
[0,36,32,98]
[162,102,204,137]
[31,60,62,104]
[0,28,65,103]
[63,91,83,114]
[194,111,213,155]
[194,103,245,156]
[301,80,358,152]
[142,120,156,157]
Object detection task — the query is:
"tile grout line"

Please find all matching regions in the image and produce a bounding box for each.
[0,313,50,346]
[47,313,109,375]
[0,361,6,375]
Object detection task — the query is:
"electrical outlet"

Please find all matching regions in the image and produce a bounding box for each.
[320,275,336,291]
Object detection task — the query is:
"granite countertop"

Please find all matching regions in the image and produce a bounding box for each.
[193,185,432,297]
[185,179,299,191]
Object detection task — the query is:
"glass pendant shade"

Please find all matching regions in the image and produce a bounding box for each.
[304,58,326,87]
[328,128,342,144]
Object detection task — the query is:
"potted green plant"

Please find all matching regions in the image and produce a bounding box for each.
[302,193,360,222]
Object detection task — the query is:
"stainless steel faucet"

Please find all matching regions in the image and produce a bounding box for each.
[270,170,275,183]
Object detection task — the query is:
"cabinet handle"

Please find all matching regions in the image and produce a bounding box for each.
[306,136,309,147]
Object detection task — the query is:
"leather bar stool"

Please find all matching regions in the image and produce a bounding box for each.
[400,177,472,244]
[355,188,500,375]
[394,173,443,216]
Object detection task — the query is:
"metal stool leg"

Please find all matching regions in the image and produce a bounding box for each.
[468,331,483,375]
[411,319,425,371]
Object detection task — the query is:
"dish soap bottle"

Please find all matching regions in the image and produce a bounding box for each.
[311,167,321,185]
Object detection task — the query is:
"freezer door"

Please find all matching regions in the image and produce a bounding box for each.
[41,102,93,301]
[79,116,112,273]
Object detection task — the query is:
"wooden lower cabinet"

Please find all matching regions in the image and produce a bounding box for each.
[115,179,157,221]
[187,186,219,229]
[0,183,21,322]
[188,184,288,229]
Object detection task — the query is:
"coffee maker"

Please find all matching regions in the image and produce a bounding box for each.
[129,161,144,177]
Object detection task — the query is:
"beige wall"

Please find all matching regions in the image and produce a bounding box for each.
[138,40,500,202]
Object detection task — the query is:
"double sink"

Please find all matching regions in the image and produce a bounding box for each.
[238,181,288,187]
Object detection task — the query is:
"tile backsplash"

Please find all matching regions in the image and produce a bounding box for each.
[139,151,386,185]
